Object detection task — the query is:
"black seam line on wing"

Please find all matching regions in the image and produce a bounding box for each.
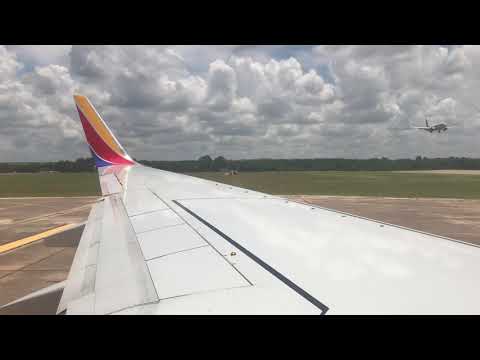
[288,197,480,249]
[145,187,253,287]
[129,208,171,218]
[172,200,329,315]
[145,245,210,262]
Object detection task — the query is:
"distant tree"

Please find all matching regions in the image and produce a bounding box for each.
[3,156,480,173]
[197,155,213,171]
[212,156,227,171]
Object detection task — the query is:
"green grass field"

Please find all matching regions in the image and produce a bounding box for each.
[189,171,480,199]
[0,173,101,197]
[0,171,478,199]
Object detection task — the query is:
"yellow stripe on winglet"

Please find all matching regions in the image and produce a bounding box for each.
[0,224,76,254]
[74,95,125,156]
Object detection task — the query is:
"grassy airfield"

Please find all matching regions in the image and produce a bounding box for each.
[189,171,480,199]
[0,170,478,199]
[0,173,101,197]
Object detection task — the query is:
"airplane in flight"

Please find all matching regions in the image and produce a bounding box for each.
[414,117,448,133]
[4,95,480,315]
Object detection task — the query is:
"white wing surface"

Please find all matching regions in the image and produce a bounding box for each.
[58,95,480,315]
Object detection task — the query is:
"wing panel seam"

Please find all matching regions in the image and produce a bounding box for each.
[146,187,254,287]
[172,200,329,314]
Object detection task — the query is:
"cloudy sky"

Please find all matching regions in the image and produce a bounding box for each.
[1,45,479,162]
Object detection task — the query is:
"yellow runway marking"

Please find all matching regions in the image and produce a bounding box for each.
[0,224,76,254]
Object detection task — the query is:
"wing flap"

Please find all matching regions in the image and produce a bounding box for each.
[112,286,324,315]
[124,188,169,216]
[130,209,184,234]
[147,246,250,300]
[137,224,207,260]
[93,195,159,314]
[58,195,159,315]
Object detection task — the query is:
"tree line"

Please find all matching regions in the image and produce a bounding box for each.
[0,157,96,173]
[2,155,480,173]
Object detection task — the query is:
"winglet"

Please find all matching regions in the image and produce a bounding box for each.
[74,94,135,167]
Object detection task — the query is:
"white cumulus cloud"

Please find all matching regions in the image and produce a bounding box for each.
[1,45,480,161]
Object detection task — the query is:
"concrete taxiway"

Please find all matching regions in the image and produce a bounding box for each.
[0,197,97,312]
[0,197,96,246]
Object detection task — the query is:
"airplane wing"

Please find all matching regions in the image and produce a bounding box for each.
[57,95,480,315]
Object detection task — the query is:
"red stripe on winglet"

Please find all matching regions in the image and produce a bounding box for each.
[77,106,134,165]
